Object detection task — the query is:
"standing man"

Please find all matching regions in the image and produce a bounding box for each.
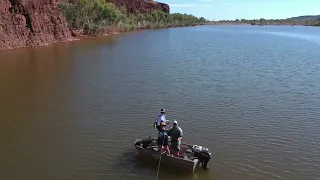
[157,122,170,156]
[154,108,170,131]
[168,120,183,157]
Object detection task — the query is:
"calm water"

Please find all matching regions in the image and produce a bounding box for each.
[1,25,320,180]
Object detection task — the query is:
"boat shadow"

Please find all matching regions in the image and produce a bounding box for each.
[114,149,212,180]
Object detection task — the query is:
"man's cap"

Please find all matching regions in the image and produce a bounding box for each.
[173,120,178,125]
[160,108,166,113]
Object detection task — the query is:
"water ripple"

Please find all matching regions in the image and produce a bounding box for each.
[1,25,320,180]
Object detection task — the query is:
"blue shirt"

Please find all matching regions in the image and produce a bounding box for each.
[156,114,167,126]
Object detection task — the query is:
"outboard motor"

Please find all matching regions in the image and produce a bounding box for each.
[191,145,212,170]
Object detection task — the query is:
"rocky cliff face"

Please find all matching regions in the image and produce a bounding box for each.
[0,0,73,51]
[0,0,170,51]
[105,0,170,14]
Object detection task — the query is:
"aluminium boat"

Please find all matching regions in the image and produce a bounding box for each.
[134,136,212,172]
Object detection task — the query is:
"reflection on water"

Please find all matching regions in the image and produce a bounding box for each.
[0,35,120,180]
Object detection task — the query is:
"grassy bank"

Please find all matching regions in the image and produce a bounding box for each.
[58,0,209,36]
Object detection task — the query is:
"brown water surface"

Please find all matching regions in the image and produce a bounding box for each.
[1,26,320,180]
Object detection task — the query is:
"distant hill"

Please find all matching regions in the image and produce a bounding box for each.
[285,15,320,21]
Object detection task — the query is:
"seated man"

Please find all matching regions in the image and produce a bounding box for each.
[168,120,183,157]
[157,122,170,156]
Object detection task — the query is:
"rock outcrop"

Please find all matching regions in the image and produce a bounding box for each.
[105,0,170,14]
[0,0,73,51]
[0,0,170,51]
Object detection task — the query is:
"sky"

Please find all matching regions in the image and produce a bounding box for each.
[160,0,320,21]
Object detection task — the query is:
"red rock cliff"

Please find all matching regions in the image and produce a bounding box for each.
[105,0,170,14]
[0,0,73,51]
[0,0,170,51]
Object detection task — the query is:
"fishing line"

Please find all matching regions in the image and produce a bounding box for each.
[155,129,167,180]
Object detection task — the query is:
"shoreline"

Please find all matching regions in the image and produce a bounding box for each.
[208,22,319,27]
[1,23,317,52]
[0,24,207,52]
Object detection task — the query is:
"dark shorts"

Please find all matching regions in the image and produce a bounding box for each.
[157,136,168,146]
[170,140,181,151]
[156,125,162,131]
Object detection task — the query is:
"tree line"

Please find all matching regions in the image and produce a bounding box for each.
[58,0,209,35]
[217,18,320,26]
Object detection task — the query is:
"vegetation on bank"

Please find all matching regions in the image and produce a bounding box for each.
[58,0,209,36]
[216,17,320,26]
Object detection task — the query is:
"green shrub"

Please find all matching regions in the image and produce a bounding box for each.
[58,0,209,35]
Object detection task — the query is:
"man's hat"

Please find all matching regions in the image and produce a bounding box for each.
[160,108,166,113]
[173,120,178,125]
